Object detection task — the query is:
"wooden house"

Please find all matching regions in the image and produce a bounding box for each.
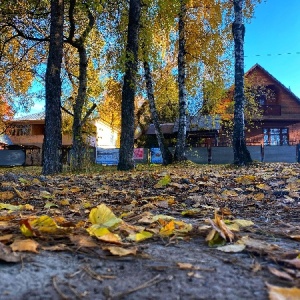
[5,112,119,165]
[219,64,300,146]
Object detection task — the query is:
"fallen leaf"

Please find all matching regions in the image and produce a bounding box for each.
[266,283,300,300]
[0,234,14,243]
[89,204,122,229]
[127,231,153,242]
[283,258,300,269]
[20,215,59,237]
[231,219,254,228]
[103,246,137,256]
[42,244,68,251]
[86,226,122,244]
[217,243,246,253]
[239,236,279,253]
[0,203,22,211]
[268,267,294,281]
[177,262,194,270]
[40,191,53,199]
[70,235,98,248]
[235,175,256,184]
[44,201,58,209]
[10,239,39,253]
[159,220,175,236]
[0,242,21,262]
[154,175,171,188]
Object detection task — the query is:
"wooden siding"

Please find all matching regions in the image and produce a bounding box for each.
[247,67,300,119]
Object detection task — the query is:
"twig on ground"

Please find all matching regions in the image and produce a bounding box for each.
[106,274,173,300]
[82,264,116,281]
[52,276,70,300]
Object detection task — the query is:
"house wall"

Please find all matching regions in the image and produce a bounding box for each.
[95,120,119,148]
[248,68,300,119]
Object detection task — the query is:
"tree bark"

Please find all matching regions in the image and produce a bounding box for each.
[232,0,252,165]
[174,0,187,162]
[42,0,64,175]
[67,0,96,170]
[143,60,173,165]
[118,0,141,171]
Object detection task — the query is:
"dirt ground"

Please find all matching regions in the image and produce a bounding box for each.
[0,163,300,299]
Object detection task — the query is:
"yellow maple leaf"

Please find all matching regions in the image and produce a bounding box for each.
[127,231,153,242]
[20,215,59,237]
[89,204,122,229]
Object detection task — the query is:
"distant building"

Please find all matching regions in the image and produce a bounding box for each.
[5,112,119,165]
[219,64,300,146]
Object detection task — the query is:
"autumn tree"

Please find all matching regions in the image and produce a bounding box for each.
[42,0,64,175]
[117,0,141,171]
[64,0,99,170]
[0,96,14,133]
[0,1,45,113]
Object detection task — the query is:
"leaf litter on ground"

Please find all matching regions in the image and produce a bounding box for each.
[0,163,300,298]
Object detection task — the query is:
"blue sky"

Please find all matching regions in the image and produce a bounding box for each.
[244,0,300,97]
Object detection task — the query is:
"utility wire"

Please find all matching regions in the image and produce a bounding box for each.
[245,51,300,58]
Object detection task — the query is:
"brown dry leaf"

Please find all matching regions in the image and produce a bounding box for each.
[235,175,256,184]
[283,258,300,269]
[42,244,68,251]
[239,236,279,252]
[266,283,300,300]
[0,191,15,201]
[0,221,11,230]
[213,213,234,242]
[268,267,294,281]
[177,262,194,270]
[0,234,14,243]
[103,246,137,256]
[69,235,98,248]
[10,239,39,253]
[289,235,300,241]
[70,186,81,193]
[0,242,21,263]
[256,183,271,191]
[253,193,265,201]
[221,190,238,198]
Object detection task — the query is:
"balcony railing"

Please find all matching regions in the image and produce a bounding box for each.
[261,105,281,116]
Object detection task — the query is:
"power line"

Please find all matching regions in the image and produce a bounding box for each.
[245,51,300,58]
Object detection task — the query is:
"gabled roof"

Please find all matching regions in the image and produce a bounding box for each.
[13,112,45,121]
[245,63,300,102]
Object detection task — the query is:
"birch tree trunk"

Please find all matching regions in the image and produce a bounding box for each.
[118,0,141,171]
[42,0,64,175]
[232,0,252,165]
[174,0,187,162]
[143,60,173,165]
[67,0,96,170]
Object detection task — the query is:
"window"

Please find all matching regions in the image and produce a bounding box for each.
[263,128,288,146]
[8,125,31,136]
